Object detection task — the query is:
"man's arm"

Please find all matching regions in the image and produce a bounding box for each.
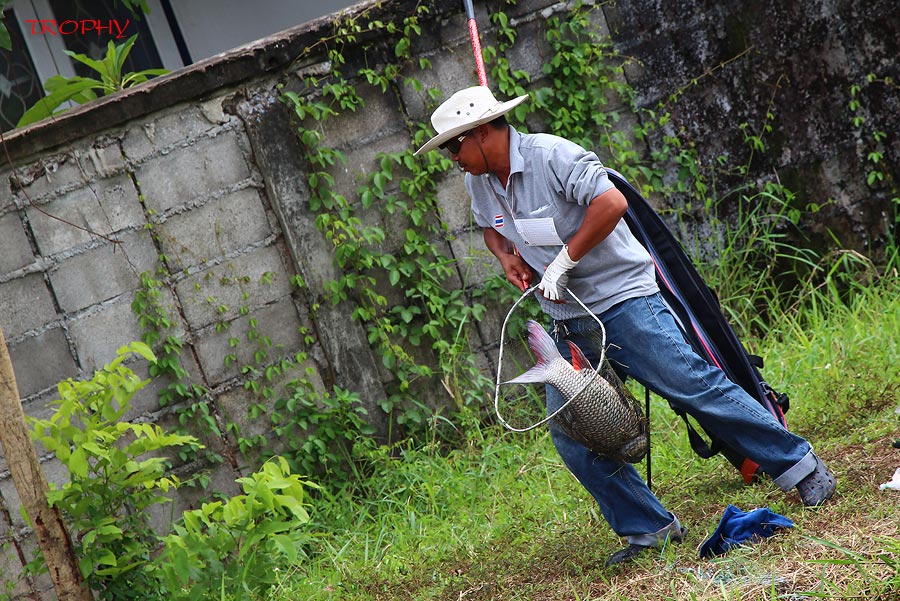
[483,227,533,292]
[537,186,628,301]
[565,186,628,261]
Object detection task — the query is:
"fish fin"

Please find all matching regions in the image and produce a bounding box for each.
[568,341,591,371]
[505,365,549,384]
[504,320,560,385]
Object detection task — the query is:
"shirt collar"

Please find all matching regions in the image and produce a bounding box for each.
[508,126,525,176]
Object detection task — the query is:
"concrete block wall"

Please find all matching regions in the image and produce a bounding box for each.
[0,92,337,597]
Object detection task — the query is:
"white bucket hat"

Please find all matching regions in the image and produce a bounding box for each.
[414,86,528,155]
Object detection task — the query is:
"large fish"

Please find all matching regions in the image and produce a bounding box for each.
[506,320,648,463]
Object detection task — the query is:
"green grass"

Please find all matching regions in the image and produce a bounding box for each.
[261,272,900,600]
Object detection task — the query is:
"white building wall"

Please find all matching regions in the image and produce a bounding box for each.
[168,0,361,61]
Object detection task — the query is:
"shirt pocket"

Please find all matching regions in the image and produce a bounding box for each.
[523,201,558,220]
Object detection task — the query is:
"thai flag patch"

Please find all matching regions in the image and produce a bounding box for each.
[494,214,504,228]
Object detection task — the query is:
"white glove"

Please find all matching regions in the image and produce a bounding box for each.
[538,245,578,301]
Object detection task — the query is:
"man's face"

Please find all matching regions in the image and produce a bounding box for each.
[444,127,487,175]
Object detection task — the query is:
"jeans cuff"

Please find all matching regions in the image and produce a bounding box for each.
[773,448,818,491]
[626,513,683,547]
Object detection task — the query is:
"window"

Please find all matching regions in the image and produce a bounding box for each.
[0,8,44,131]
[0,0,185,131]
[47,0,164,76]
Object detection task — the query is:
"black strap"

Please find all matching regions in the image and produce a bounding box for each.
[680,413,721,459]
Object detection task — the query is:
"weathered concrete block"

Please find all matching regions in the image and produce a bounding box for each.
[26,173,145,257]
[68,299,145,372]
[135,131,252,215]
[398,45,482,123]
[447,228,500,289]
[121,100,239,164]
[217,360,325,472]
[434,171,472,233]
[156,187,273,269]
[503,19,554,83]
[76,139,126,180]
[317,83,408,150]
[0,166,15,212]
[172,453,242,508]
[0,479,19,531]
[507,0,559,19]
[0,274,57,339]
[14,154,86,203]
[49,230,158,313]
[19,535,55,600]
[0,212,34,275]
[194,296,303,386]
[8,327,78,399]
[216,385,269,467]
[0,538,30,598]
[175,244,293,330]
[0,499,8,538]
[328,130,412,198]
[122,351,204,421]
[0,460,70,532]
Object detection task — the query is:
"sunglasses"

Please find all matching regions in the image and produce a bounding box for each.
[440,130,471,154]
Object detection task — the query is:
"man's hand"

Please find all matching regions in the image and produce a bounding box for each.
[500,254,532,292]
[538,245,578,301]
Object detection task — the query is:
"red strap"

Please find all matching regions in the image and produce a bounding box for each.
[740,458,760,484]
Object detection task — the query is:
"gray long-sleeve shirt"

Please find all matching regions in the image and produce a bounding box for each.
[468,126,658,320]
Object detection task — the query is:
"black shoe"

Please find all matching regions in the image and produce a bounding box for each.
[605,526,686,567]
[796,457,836,506]
[605,543,652,566]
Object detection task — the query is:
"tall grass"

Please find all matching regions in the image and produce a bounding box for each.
[675,182,820,338]
[260,274,898,599]
[258,190,900,600]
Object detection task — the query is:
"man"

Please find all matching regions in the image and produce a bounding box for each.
[415,86,836,565]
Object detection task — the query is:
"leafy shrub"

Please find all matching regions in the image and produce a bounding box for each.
[27,342,200,600]
[153,456,316,600]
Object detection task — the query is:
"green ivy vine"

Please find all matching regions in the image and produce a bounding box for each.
[281,3,500,438]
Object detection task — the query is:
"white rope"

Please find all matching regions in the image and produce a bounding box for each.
[493,285,608,432]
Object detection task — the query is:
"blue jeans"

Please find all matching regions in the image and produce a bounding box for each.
[546,293,817,545]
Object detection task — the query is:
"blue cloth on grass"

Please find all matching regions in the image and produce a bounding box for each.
[699,504,794,558]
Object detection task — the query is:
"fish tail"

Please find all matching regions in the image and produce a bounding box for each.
[505,320,561,385]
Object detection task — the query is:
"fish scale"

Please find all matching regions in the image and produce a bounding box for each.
[506,320,648,463]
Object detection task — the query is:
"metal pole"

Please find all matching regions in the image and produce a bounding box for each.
[462,0,488,86]
[645,386,652,491]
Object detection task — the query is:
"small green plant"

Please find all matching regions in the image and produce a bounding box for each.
[132,270,207,408]
[153,456,316,600]
[27,342,201,601]
[270,377,375,483]
[17,34,167,127]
